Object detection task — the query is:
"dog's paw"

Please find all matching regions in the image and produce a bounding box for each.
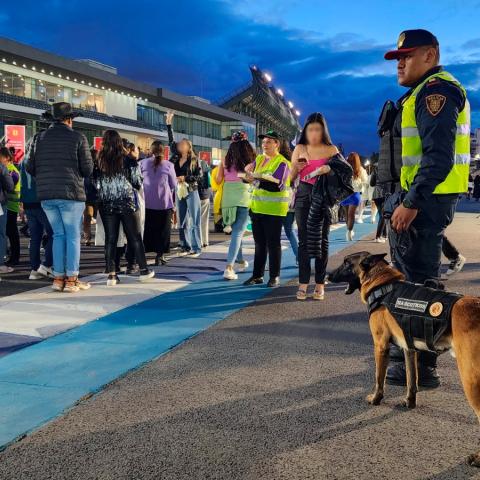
[366,393,383,405]
[402,397,416,409]
[467,452,480,467]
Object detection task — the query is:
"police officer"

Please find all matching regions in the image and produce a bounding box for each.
[381,30,470,388]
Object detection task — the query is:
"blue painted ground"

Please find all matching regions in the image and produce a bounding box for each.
[0,221,376,448]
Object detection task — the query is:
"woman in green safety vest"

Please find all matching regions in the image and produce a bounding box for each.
[0,148,20,266]
[243,131,290,288]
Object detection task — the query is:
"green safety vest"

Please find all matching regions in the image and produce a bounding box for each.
[251,154,290,217]
[6,163,20,213]
[401,70,470,194]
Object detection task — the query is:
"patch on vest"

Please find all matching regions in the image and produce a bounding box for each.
[395,297,428,313]
[429,301,444,317]
[426,94,446,116]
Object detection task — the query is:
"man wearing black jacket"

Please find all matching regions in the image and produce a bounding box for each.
[26,102,93,293]
[381,30,470,387]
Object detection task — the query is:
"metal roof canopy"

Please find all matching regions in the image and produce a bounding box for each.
[0,37,255,125]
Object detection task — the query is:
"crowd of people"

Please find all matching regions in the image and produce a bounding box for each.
[0,96,472,300]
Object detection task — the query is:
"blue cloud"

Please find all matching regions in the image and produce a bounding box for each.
[0,0,479,154]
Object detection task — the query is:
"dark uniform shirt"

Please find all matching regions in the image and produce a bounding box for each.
[394,66,466,210]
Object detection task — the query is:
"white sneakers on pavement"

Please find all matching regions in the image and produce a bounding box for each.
[346,230,355,242]
[446,254,466,276]
[223,267,238,281]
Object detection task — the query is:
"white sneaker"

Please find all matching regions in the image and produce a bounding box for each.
[446,254,466,276]
[223,268,238,280]
[223,225,232,234]
[139,269,155,282]
[37,264,53,278]
[0,265,14,274]
[29,270,45,280]
[357,217,364,224]
[374,237,386,243]
[188,252,201,258]
[236,260,249,272]
[346,230,354,241]
[107,274,119,286]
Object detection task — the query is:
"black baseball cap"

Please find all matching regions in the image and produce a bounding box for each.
[258,130,281,140]
[384,29,439,60]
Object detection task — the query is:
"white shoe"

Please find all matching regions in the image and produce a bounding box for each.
[223,268,238,280]
[374,237,386,243]
[223,225,232,234]
[37,264,53,278]
[236,260,249,272]
[107,274,119,286]
[188,252,201,258]
[0,265,14,274]
[346,230,354,241]
[29,270,44,280]
[357,217,364,224]
[139,269,155,282]
[370,215,376,223]
[446,254,466,276]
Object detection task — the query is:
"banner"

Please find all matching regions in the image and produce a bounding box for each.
[94,137,103,151]
[199,151,211,164]
[4,125,25,163]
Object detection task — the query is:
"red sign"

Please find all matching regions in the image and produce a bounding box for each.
[199,151,211,164]
[164,145,170,160]
[94,137,103,151]
[4,125,25,163]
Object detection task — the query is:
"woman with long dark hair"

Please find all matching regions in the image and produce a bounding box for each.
[290,113,339,300]
[340,152,368,241]
[216,131,255,280]
[95,129,154,286]
[140,140,177,265]
[166,111,203,257]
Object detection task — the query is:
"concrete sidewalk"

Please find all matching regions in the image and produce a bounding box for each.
[0,210,479,479]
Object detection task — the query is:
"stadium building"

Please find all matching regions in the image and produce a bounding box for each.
[218,66,301,146]
[0,37,255,163]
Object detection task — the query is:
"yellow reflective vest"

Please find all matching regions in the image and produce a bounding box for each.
[250,154,290,217]
[401,70,470,194]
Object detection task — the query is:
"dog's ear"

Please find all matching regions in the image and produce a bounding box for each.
[360,253,388,272]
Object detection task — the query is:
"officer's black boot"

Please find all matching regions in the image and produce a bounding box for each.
[386,346,440,389]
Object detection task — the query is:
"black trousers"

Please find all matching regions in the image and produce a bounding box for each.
[296,202,330,284]
[99,208,147,273]
[388,195,457,368]
[143,208,172,255]
[373,197,387,239]
[6,209,20,263]
[442,236,459,261]
[250,212,283,279]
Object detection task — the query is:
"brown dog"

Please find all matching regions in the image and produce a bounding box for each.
[328,251,480,467]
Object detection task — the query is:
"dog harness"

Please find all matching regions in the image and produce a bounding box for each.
[367,280,462,352]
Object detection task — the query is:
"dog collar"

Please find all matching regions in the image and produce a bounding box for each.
[366,283,396,315]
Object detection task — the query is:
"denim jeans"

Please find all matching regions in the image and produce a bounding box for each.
[0,208,7,266]
[226,206,249,265]
[177,190,202,253]
[26,207,53,271]
[41,200,84,277]
[282,211,298,260]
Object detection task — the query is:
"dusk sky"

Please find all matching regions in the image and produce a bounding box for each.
[1,0,480,154]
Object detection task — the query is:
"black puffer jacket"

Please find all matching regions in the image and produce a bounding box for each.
[26,122,93,201]
[307,153,353,257]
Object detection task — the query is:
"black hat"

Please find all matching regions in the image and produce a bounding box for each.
[384,29,439,60]
[42,102,82,121]
[258,130,281,140]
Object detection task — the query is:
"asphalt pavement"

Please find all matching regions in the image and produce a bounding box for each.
[1,203,480,480]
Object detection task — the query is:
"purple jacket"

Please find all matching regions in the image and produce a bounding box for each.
[140,156,177,210]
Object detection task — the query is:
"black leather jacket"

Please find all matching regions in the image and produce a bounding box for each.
[307,153,353,257]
